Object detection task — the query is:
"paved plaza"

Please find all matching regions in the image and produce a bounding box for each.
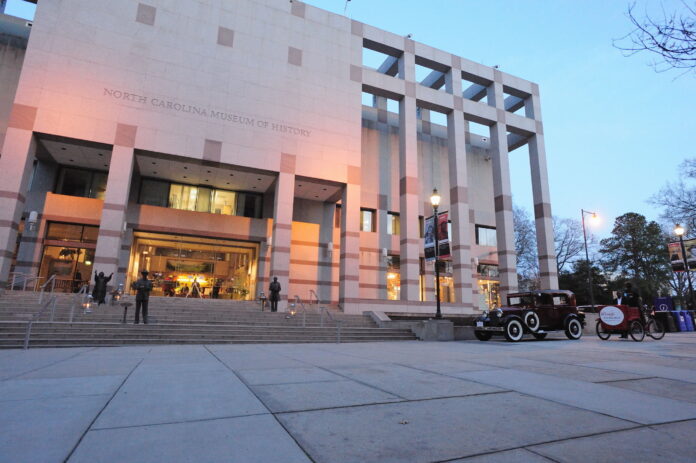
[3,334,696,462]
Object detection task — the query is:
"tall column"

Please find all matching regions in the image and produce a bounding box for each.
[339,168,361,311]
[269,153,295,311]
[0,104,37,287]
[488,76,518,300]
[397,39,421,301]
[527,87,558,288]
[93,124,136,289]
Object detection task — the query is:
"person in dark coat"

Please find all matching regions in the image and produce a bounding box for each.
[92,271,112,305]
[131,270,153,324]
[269,276,281,312]
[72,270,83,293]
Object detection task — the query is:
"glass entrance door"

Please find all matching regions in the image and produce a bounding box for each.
[38,246,95,292]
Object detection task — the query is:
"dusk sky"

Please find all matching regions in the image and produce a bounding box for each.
[6,0,694,239]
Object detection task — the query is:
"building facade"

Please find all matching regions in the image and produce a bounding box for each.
[0,0,558,315]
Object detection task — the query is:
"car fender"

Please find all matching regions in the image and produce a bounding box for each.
[563,313,580,328]
[502,314,524,326]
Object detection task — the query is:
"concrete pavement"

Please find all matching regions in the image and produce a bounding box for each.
[3,333,696,462]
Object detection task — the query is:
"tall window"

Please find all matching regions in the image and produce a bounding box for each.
[476,225,497,246]
[387,212,400,235]
[55,168,107,200]
[360,208,375,232]
[386,255,400,300]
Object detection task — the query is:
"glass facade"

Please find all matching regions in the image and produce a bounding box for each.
[39,222,99,292]
[55,168,107,200]
[139,179,262,218]
[129,232,258,300]
[476,225,497,246]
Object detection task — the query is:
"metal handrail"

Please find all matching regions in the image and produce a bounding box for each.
[38,274,57,304]
[23,294,57,349]
[68,284,90,323]
[291,295,308,328]
[309,289,320,306]
[9,272,44,292]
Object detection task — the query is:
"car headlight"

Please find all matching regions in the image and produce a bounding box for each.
[495,308,503,317]
[482,309,489,317]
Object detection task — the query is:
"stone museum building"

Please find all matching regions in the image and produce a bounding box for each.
[0,0,558,314]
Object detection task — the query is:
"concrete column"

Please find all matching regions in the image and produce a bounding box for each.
[269,154,296,311]
[339,168,361,310]
[318,202,336,304]
[397,40,421,301]
[488,76,518,300]
[93,127,136,289]
[0,104,38,287]
[528,117,558,287]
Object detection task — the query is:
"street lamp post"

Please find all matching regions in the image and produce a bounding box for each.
[675,224,695,309]
[431,189,442,319]
[581,209,597,311]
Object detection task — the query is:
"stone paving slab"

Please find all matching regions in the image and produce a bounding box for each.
[17,354,141,379]
[328,363,505,400]
[582,360,696,384]
[529,420,696,463]
[251,379,401,413]
[456,369,696,425]
[603,377,696,404]
[237,366,343,385]
[0,374,124,402]
[1,394,110,463]
[93,364,267,429]
[451,448,554,462]
[0,348,93,380]
[68,414,312,463]
[277,392,633,463]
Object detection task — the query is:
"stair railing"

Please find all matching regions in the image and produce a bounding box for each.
[309,289,320,306]
[319,305,344,344]
[68,284,90,323]
[38,274,57,305]
[9,272,44,292]
[291,295,307,328]
[23,294,57,350]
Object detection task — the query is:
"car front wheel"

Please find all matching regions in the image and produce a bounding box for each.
[474,330,492,341]
[565,318,583,340]
[504,319,524,342]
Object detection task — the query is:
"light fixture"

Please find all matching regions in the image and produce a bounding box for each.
[675,224,685,236]
[430,188,441,208]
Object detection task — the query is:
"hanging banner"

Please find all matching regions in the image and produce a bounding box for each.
[669,239,696,272]
[424,212,451,262]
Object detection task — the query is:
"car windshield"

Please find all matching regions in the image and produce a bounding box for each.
[508,295,534,307]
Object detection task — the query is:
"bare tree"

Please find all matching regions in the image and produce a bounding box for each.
[614,1,696,75]
[651,158,696,234]
[553,217,588,273]
[513,205,539,289]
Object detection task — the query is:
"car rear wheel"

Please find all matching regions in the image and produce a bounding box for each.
[629,320,645,342]
[532,332,547,340]
[524,311,540,332]
[596,320,611,340]
[565,318,583,340]
[474,330,493,341]
[504,319,524,342]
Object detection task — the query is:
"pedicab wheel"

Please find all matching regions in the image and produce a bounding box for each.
[646,319,665,340]
[474,330,493,341]
[596,320,611,340]
[504,319,524,342]
[565,318,583,340]
[532,332,548,340]
[629,320,645,342]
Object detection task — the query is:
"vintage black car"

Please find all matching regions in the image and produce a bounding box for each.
[474,290,585,342]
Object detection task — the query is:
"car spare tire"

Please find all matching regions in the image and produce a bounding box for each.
[504,319,524,342]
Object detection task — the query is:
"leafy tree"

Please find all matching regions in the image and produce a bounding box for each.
[558,260,612,306]
[599,212,672,301]
[615,1,696,76]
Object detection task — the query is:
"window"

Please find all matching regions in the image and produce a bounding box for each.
[476,225,497,246]
[360,208,375,232]
[334,204,342,228]
[477,264,499,278]
[211,190,236,215]
[139,179,169,207]
[45,222,99,243]
[387,212,400,235]
[386,255,400,300]
[55,168,107,199]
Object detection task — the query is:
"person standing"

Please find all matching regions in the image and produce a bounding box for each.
[131,270,153,324]
[269,276,281,312]
[92,271,113,305]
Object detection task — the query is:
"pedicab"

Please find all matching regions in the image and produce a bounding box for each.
[595,304,665,341]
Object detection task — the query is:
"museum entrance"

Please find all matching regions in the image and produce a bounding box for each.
[128,231,259,300]
[38,222,98,292]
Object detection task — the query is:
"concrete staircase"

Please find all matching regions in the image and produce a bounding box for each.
[0,291,416,347]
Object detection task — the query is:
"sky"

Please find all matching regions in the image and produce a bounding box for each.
[5,0,695,239]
